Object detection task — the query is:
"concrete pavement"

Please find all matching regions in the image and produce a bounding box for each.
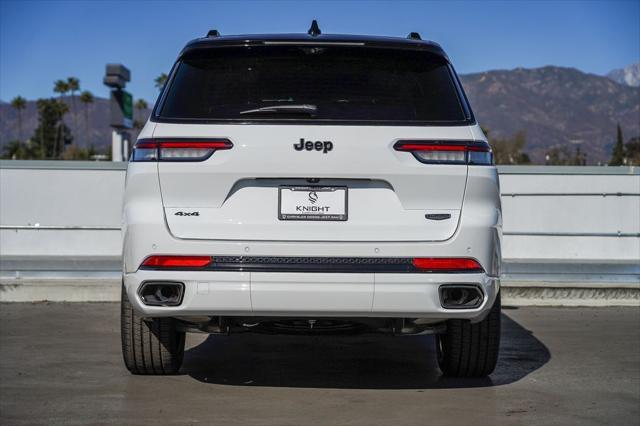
[0,303,638,425]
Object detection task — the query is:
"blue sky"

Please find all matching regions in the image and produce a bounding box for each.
[1,0,638,103]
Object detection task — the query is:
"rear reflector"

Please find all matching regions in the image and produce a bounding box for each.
[141,255,212,268]
[412,257,484,272]
[394,140,493,165]
[131,139,233,162]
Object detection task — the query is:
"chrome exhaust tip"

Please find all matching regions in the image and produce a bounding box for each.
[138,281,185,306]
[439,284,484,309]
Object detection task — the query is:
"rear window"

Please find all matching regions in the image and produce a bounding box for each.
[156,46,470,124]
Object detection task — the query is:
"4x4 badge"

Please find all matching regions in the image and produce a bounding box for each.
[294,138,333,154]
[174,211,200,216]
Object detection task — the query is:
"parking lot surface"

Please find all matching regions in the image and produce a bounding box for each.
[0,303,638,425]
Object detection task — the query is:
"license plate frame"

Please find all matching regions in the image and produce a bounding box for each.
[278,186,348,221]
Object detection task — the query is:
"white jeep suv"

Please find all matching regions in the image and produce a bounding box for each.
[121,23,502,377]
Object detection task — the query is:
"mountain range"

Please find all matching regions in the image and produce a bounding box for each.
[607,63,640,87]
[1,64,639,164]
[460,65,639,163]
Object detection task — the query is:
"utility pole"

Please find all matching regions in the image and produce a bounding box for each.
[103,64,133,161]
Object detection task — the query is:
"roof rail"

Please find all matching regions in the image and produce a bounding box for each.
[207,29,220,37]
[308,20,321,36]
[407,32,422,40]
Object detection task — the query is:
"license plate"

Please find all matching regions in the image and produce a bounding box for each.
[278,186,348,221]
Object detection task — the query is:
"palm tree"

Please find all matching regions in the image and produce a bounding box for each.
[67,77,79,97]
[67,77,80,138]
[10,96,27,142]
[53,79,69,100]
[79,90,94,146]
[134,99,148,125]
[54,100,70,158]
[53,80,69,152]
[154,73,168,91]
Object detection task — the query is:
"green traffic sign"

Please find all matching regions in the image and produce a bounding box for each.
[122,91,133,120]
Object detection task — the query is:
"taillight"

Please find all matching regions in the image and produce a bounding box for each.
[141,255,212,268]
[131,139,233,162]
[394,141,493,165]
[412,257,484,272]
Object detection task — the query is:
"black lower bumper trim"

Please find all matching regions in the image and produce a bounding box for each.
[139,256,484,274]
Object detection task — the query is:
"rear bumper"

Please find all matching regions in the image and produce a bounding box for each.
[124,270,499,322]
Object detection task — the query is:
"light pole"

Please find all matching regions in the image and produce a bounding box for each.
[103,64,133,161]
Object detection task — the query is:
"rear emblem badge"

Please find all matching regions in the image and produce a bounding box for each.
[294,138,333,153]
[308,191,318,204]
[425,213,451,221]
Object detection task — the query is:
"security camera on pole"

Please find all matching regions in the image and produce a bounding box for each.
[103,64,133,161]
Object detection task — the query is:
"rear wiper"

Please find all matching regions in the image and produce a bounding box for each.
[239,104,318,116]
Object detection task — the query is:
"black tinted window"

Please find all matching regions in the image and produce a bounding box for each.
[158,46,468,123]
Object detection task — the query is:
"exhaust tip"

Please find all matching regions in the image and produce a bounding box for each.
[138,282,185,306]
[439,284,483,309]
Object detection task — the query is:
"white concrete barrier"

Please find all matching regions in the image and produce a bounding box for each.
[1,161,638,305]
[0,162,124,258]
[499,166,640,263]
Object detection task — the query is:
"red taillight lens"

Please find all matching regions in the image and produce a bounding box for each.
[394,141,493,165]
[396,144,467,152]
[131,139,233,162]
[141,255,212,268]
[412,257,484,272]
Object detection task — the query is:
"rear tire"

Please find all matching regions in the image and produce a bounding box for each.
[436,292,501,377]
[121,284,185,375]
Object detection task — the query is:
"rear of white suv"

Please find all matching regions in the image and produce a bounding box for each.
[121,27,502,377]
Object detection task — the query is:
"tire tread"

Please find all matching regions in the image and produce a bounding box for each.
[120,285,185,375]
[437,293,501,377]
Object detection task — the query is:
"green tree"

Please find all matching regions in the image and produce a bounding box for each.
[56,100,71,156]
[10,96,27,142]
[2,140,23,159]
[87,145,97,160]
[154,73,168,91]
[67,77,80,139]
[67,77,79,96]
[1,139,41,160]
[545,146,571,165]
[609,123,626,166]
[573,145,587,166]
[53,79,69,99]
[2,140,27,159]
[487,130,531,165]
[625,136,640,166]
[135,98,148,117]
[61,145,90,160]
[79,90,94,145]
[134,99,149,130]
[545,145,586,166]
[31,98,73,159]
[53,80,70,152]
